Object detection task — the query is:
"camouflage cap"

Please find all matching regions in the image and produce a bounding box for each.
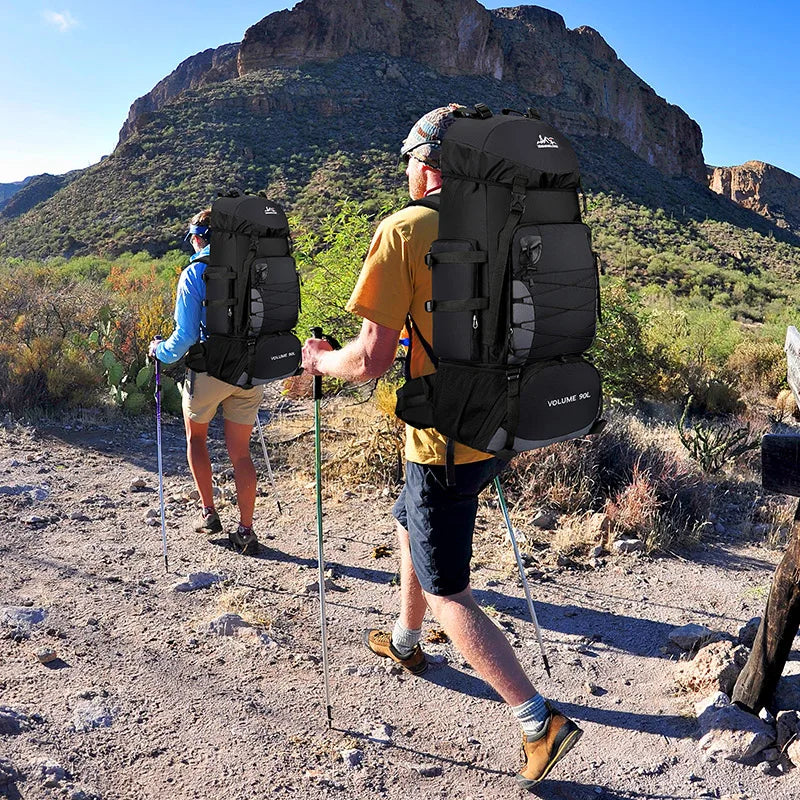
[401,104,464,168]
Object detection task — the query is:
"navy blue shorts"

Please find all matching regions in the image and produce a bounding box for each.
[391,457,506,597]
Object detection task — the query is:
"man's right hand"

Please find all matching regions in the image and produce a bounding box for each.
[302,337,334,376]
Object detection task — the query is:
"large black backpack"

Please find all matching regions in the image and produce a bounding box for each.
[396,104,604,462]
[185,191,302,387]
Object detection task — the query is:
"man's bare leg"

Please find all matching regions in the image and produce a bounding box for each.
[396,523,427,631]
[425,587,537,706]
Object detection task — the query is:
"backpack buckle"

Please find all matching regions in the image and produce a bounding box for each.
[510,191,526,214]
[474,103,492,119]
[510,176,527,214]
[424,251,433,268]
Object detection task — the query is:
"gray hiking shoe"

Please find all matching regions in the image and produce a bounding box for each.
[194,508,222,534]
[229,524,259,555]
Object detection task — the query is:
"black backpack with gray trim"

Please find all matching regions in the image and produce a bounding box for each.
[185,191,302,387]
[395,104,604,463]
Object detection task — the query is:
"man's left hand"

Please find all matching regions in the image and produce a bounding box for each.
[302,337,334,376]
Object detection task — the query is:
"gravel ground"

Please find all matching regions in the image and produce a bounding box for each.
[2,406,800,800]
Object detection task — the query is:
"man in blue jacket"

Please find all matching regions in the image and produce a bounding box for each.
[149,209,263,555]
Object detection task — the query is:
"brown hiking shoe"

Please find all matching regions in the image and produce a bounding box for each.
[516,704,582,789]
[229,524,259,556]
[363,629,428,676]
[194,508,222,534]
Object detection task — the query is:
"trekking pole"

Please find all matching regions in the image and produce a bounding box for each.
[494,476,551,677]
[311,326,333,728]
[152,343,169,573]
[255,413,282,515]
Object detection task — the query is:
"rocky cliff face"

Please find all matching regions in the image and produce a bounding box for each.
[118,0,704,182]
[118,42,239,141]
[235,0,705,181]
[709,161,800,232]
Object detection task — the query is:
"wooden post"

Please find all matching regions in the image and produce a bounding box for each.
[733,327,800,713]
[733,500,800,713]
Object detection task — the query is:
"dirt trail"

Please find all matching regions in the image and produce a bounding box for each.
[2,407,800,800]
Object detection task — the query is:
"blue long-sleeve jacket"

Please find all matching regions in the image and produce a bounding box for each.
[153,245,209,364]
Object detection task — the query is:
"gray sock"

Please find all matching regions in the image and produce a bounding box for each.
[512,693,549,738]
[391,621,422,658]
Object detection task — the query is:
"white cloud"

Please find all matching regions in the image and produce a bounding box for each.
[42,10,78,33]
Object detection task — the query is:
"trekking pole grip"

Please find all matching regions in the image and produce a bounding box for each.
[311,327,323,401]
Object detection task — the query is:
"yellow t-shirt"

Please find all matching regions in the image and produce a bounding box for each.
[346,202,492,466]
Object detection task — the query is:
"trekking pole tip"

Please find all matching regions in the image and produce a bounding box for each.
[543,655,552,678]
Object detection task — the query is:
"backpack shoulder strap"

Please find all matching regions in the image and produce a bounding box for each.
[403,313,437,382]
[406,195,440,213]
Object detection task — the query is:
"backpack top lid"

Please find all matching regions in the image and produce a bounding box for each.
[441,114,581,188]
[210,195,289,238]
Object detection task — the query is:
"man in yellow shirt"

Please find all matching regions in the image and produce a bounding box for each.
[301,106,582,789]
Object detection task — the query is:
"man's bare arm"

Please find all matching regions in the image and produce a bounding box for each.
[302,317,400,381]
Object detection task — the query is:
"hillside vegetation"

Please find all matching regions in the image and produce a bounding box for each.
[2,55,798,260]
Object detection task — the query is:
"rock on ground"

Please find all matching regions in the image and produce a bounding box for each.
[669,623,716,651]
[738,617,761,648]
[170,572,224,592]
[72,700,115,733]
[0,707,31,735]
[197,613,249,637]
[698,698,775,762]
[675,639,748,695]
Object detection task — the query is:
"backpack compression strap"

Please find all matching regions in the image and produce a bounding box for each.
[404,193,456,486]
[487,175,527,359]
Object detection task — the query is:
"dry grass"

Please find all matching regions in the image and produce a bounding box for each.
[269,393,742,559]
[212,584,273,629]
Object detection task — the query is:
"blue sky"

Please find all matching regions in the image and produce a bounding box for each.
[1,1,797,183]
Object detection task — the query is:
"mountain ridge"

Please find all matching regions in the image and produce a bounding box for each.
[0,0,797,258]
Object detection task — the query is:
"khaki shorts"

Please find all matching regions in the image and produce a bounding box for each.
[182,370,265,425]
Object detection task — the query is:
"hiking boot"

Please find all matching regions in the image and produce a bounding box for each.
[229,524,259,555]
[516,704,583,790]
[194,508,222,534]
[363,628,428,676]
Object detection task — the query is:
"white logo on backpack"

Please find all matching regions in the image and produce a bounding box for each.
[537,135,559,149]
[547,391,591,407]
[264,206,278,215]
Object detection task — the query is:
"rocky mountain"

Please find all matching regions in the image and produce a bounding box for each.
[709,161,800,233]
[0,0,794,258]
[0,172,81,220]
[118,43,239,143]
[119,0,704,182]
[0,178,31,208]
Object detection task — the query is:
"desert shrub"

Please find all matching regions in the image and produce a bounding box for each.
[604,462,660,539]
[0,249,182,413]
[725,338,786,397]
[320,383,405,489]
[294,199,398,343]
[506,414,708,552]
[0,264,110,409]
[643,295,744,412]
[590,281,661,403]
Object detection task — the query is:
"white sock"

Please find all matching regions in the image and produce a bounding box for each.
[391,621,422,658]
[512,693,549,738]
